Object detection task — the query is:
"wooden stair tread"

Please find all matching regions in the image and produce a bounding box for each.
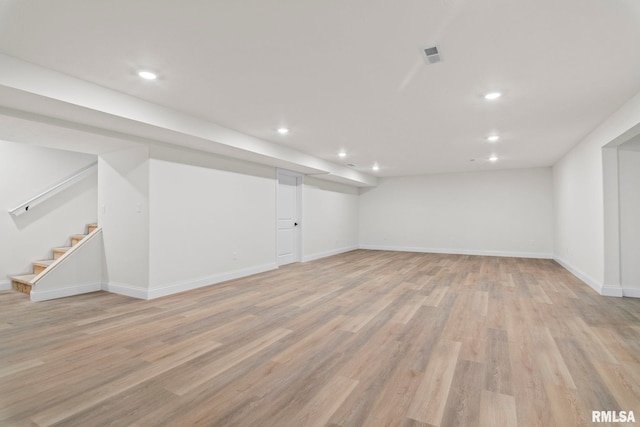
[33,259,55,268]
[70,234,87,247]
[52,246,71,259]
[11,224,98,296]
[11,274,36,284]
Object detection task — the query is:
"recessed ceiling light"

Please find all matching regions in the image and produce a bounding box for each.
[138,70,157,80]
[277,127,289,135]
[372,163,380,171]
[484,92,501,100]
[487,135,500,142]
[489,155,499,162]
[338,151,347,158]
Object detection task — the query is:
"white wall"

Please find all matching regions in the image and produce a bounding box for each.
[359,168,553,258]
[303,177,359,261]
[552,135,606,288]
[0,141,97,288]
[619,148,640,290]
[147,145,276,298]
[98,145,149,297]
[553,89,640,295]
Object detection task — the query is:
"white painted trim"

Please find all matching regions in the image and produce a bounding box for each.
[105,282,149,300]
[297,174,304,263]
[9,161,97,216]
[603,147,622,289]
[552,256,616,296]
[147,262,277,300]
[359,244,553,259]
[601,286,624,297]
[30,282,102,302]
[303,246,358,262]
[623,288,640,298]
[0,280,11,291]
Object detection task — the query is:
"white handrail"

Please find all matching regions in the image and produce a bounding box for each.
[8,161,97,217]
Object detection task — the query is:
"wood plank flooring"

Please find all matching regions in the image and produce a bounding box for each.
[1,250,640,426]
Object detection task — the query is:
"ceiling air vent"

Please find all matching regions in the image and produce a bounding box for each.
[422,45,441,64]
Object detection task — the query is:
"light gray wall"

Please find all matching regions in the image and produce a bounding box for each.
[359,168,554,258]
[554,89,640,295]
[92,143,364,299]
[619,148,640,290]
[553,134,606,288]
[1,140,97,288]
[98,145,150,296]
[303,177,359,261]
[148,146,277,297]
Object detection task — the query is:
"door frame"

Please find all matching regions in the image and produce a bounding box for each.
[276,168,303,265]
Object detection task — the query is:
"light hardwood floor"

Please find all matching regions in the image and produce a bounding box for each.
[1,250,639,426]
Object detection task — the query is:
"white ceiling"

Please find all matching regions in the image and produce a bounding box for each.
[0,0,639,177]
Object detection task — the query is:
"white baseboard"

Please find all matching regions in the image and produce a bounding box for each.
[30,282,102,302]
[552,256,624,297]
[359,244,553,259]
[623,287,640,298]
[303,246,359,262]
[105,282,149,300]
[147,262,277,300]
[0,280,10,291]
[601,286,624,297]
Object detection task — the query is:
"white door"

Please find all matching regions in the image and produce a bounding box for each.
[277,170,301,266]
